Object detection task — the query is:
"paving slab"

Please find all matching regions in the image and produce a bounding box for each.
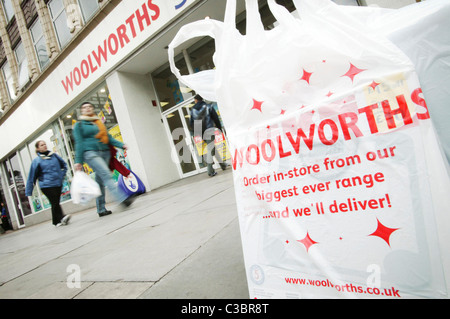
[0,170,248,299]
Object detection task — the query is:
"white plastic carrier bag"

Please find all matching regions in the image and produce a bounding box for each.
[332,0,450,169]
[70,171,101,205]
[169,0,450,298]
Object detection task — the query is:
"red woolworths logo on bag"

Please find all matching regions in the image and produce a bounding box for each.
[61,1,160,95]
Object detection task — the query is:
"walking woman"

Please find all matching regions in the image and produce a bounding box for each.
[25,140,71,227]
[72,101,133,217]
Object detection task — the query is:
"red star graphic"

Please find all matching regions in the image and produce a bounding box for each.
[326,91,334,98]
[369,81,380,90]
[298,232,318,252]
[280,109,286,115]
[251,99,263,112]
[342,63,366,83]
[300,69,313,84]
[369,218,399,247]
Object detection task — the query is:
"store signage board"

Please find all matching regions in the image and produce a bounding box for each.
[0,0,195,158]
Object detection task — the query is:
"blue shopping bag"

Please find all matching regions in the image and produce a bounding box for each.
[118,170,146,197]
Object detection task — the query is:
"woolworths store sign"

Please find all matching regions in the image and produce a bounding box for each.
[61,0,194,96]
[0,0,194,158]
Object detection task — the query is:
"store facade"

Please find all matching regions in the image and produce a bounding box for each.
[0,0,417,230]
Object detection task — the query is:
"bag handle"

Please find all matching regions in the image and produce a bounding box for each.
[245,0,264,36]
[168,19,224,100]
[267,0,298,28]
[223,0,237,28]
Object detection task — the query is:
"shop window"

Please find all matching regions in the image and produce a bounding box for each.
[187,37,215,74]
[152,53,194,111]
[18,145,41,211]
[78,0,99,23]
[0,174,12,230]
[30,19,50,70]
[1,61,17,102]
[48,0,72,48]
[15,42,29,89]
[26,124,73,213]
[5,153,32,217]
[2,0,14,23]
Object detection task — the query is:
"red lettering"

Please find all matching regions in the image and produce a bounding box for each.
[411,88,430,120]
[318,119,338,145]
[148,0,160,20]
[261,139,276,162]
[88,55,98,73]
[246,145,260,165]
[338,112,363,140]
[136,3,151,32]
[61,72,74,95]
[382,95,412,129]
[116,24,130,48]
[92,40,108,67]
[358,103,378,134]
[80,59,89,79]
[285,125,315,153]
[73,67,81,86]
[61,1,162,94]
[108,33,119,55]
[277,135,291,158]
[125,14,137,38]
[232,148,245,170]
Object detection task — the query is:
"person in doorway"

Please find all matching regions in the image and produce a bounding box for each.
[72,101,134,217]
[25,140,71,227]
[189,94,227,177]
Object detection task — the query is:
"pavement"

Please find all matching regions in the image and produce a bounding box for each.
[0,169,250,299]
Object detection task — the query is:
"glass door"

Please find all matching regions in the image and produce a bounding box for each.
[163,98,206,177]
[0,172,13,231]
[3,154,29,228]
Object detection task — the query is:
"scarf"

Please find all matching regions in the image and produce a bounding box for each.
[79,115,109,144]
[37,150,53,159]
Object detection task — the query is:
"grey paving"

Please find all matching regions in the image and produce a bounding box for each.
[0,169,250,299]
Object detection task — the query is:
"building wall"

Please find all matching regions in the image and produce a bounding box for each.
[106,70,180,190]
[0,0,197,160]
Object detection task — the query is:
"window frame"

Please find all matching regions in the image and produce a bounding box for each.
[1,60,17,102]
[2,0,14,23]
[77,0,100,23]
[30,18,50,70]
[48,0,72,49]
[14,42,30,89]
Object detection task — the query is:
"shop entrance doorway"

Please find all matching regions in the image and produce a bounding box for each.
[3,153,30,228]
[0,174,12,232]
[163,98,207,178]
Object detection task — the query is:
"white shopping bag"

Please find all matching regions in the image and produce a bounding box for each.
[70,171,101,205]
[322,0,450,168]
[169,0,450,299]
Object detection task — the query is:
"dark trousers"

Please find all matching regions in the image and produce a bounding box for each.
[41,186,64,225]
[1,217,11,231]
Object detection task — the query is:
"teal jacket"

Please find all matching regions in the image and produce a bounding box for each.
[72,120,124,164]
